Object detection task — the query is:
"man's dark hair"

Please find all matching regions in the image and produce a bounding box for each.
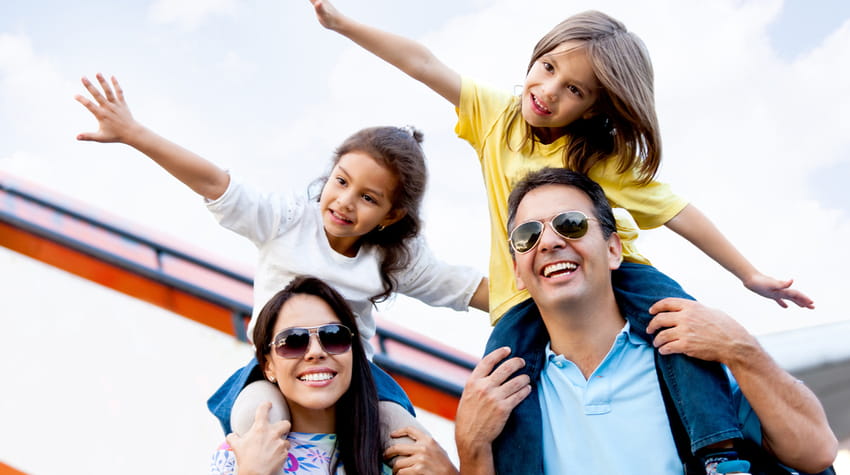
[506,168,617,246]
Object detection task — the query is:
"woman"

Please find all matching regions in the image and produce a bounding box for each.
[210,276,455,474]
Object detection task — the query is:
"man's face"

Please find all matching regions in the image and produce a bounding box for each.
[512,184,621,310]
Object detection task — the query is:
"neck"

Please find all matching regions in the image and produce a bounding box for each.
[533,125,567,145]
[324,229,360,258]
[538,291,625,379]
[289,405,336,434]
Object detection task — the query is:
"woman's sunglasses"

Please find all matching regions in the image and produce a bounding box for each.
[508,211,596,254]
[269,323,354,359]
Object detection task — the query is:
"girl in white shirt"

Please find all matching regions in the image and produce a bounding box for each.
[75,73,487,466]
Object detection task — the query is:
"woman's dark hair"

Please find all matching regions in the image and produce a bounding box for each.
[253,276,382,475]
[312,126,428,305]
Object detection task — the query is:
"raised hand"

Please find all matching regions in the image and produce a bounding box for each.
[744,273,814,309]
[75,73,139,144]
[308,0,344,30]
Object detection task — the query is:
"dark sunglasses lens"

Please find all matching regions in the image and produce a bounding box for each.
[553,212,588,239]
[318,325,352,354]
[275,329,311,358]
[511,221,543,253]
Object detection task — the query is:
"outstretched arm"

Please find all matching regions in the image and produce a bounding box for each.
[469,277,489,313]
[309,0,461,106]
[647,298,838,473]
[75,73,230,201]
[665,204,814,309]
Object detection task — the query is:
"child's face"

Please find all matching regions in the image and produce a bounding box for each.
[521,41,601,133]
[264,294,353,432]
[319,151,402,256]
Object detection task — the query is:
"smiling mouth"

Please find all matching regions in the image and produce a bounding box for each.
[531,93,552,114]
[330,210,353,224]
[298,372,336,382]
[542,261,577,278]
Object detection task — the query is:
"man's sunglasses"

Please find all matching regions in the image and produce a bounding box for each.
[508,211,596,254]
[269,323,354,359]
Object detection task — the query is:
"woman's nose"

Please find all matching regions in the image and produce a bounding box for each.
[303,333,327,360]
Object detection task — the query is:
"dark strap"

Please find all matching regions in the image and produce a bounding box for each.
[654,353,705,475]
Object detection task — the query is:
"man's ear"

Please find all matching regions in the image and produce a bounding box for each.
[380,208,407,228]
[607,232,623,270]
[513,256,527,291]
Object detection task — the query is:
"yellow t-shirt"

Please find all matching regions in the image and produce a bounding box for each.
[455,78,689,323]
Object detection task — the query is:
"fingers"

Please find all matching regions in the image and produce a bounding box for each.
[470,346,514,379]
[111,76,125,103]
[651,326,679,351]
[390,425,424,442]
[252,401,272,428]
[271,419,292,439]
[96,73,115,102]
[225,432,241,447]
[648,297,688,316]
[80,75,108,105]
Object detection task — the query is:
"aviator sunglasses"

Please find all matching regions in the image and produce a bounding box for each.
[269,323,354,359]
[509,210,596,254]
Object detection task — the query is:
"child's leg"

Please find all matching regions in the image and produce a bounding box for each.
[207,358,289,435]
[369,362,423,452]
[613,262,743,454]
[230,380,291,436]
[379,400,430,448]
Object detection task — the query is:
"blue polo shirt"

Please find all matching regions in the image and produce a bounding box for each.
[539,323,761,474]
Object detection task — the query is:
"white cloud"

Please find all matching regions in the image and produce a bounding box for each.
[149,0,238,30]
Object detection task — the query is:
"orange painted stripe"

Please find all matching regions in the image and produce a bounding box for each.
[0,221,238,336]
[0,462,27,475]
[387,372,460,420]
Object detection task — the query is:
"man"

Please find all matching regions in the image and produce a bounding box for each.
[454,168,837,474]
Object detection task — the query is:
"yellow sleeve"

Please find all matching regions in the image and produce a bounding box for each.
[588,160,689,230]
[455,77,515,162]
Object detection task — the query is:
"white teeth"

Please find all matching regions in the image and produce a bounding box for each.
[543,262,576,277]
[332,210,352,223]
[533,95,550,112]
[299,372,335,382]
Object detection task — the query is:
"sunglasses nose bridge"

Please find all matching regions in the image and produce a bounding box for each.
[537,219,569,251]
[302,329,328,359]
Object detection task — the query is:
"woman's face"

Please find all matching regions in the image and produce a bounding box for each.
[264,294,353,432]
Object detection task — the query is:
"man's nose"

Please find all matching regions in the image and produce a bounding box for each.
[537,223,566,252]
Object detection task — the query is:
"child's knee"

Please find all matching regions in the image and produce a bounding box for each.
[379,400,428,446]
[230,380,290,435]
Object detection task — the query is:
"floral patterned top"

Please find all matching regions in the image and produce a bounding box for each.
[210,432,392,474]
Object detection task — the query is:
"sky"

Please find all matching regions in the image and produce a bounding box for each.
[1,0,849,473]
